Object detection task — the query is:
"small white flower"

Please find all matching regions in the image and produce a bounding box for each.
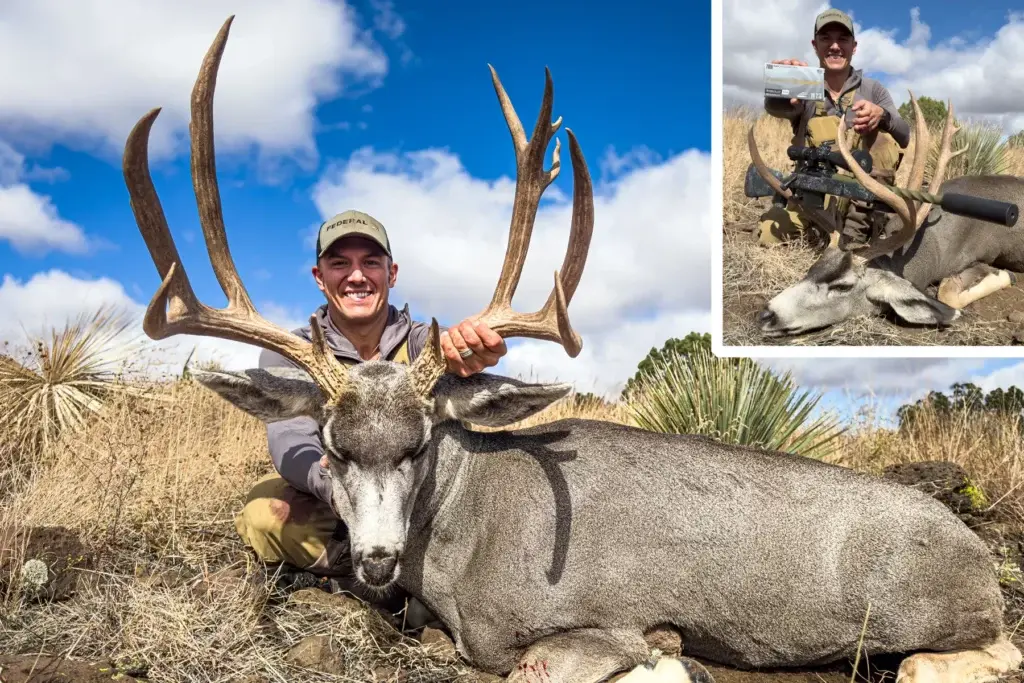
[21,558,49,591]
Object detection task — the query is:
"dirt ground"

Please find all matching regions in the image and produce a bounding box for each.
[721,224,1024,347]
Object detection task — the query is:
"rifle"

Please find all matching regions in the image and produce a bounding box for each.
[745,144,1019,236]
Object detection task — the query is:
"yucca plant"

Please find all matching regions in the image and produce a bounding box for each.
[0,306,146,461]
[626,346,845,459]
[927,118,1009,180]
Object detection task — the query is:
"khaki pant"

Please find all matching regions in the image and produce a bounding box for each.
[235,471,348,574]
[757,130,902,247]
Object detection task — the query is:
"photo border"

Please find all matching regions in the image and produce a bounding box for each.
[708,0,1024,361]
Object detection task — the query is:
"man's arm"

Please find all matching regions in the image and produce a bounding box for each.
[870,81,911,148]
[258,347,333,506]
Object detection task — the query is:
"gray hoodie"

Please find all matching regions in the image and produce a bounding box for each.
[764,67,911,149]
[257,303,435,505]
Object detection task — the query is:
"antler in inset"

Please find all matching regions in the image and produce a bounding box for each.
[123,16,353,400]
[409,65,594,397]
[835,91,967,262]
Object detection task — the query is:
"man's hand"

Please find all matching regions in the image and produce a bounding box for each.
[440,319,507,377]
[851,100,884,134]
[771,59,808,105]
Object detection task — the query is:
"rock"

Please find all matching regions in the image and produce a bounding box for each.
[0,525,93,602]
[881,461,988,517]
[0,654,142,683]
[419,626,458,662]
[286,587,368,616]
[644,624,683,658]
[284,635,345,676]
[1009,312,1024,324]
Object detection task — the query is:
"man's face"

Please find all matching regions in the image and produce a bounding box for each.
[313,236,398,325]
[812,25,856,73]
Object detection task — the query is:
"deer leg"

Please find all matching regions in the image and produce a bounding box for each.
[506,628,712,683]
[936,263,1015,310]
[895,634,1022,683]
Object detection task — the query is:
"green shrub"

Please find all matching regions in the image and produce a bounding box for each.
[626,347,845,459]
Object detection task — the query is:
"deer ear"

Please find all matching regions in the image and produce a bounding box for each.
[191,368,326,423]
[866,274,961,327]
[430,373,573,427]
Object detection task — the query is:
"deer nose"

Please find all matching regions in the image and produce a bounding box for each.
[758,309,777,327]
[360,551,398,586]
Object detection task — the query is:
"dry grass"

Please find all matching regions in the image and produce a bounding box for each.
[722,107,1024,347]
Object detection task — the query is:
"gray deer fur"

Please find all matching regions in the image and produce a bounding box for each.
[760,174,1024,337]
[194,361,1014,681]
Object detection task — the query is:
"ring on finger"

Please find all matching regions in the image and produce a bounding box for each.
[458,347,474,359]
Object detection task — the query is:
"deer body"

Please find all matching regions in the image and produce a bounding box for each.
[874,174,1024,292]
[397,417,1002,674]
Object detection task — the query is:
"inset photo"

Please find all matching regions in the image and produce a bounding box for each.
[716,5,1024,353]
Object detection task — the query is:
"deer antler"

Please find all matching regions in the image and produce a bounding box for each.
[835,92,967,262]
[409,65,594,398]
[123,16,353,400]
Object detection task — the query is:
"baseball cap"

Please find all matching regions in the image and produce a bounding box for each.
[315,209,392,259]
[814,8,854,37]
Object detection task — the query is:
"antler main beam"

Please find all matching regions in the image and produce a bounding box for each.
[123,15,353,399]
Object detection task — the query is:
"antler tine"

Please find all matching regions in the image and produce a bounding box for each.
[904,91,931,195]
[190,16,256,316]
[123,16,353,400]
[748,125,794,201]
[928,99,968,195]
[835,97,919,262]
[471,66,593,358]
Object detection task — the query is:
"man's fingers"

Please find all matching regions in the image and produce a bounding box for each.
[473,321,507,353]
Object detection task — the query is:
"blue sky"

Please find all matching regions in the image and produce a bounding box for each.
[0,0,711,397]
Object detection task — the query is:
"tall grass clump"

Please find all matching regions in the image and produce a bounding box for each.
[626,347,845,459]
[0,307,146,471]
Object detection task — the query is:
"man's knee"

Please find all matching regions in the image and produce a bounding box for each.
[757,205,805,246]
[235,473,339,569]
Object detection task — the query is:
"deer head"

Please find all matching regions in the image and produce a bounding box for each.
[123,16,594,589]
[749,93,967,337]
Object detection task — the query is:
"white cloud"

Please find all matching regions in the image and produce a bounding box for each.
[0,140,88,255]
[0,185,90,255]
[311,142,712,397]
[724,3,1024,133]
[763,358,990,398]
[0,269,304,379]
[0,0,398,164]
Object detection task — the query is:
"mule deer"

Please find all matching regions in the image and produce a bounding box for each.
[124,17,1022,682]
[751,95,1024,338]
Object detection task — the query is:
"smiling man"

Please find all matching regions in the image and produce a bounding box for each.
[233,209,507,600]
[757,8,911,248]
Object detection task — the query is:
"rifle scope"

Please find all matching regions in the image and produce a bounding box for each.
[786,145,873,175]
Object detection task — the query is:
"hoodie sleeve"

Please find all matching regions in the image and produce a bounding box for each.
[406,319,448,361]
[870,81,911,148]
[257,347,333,506]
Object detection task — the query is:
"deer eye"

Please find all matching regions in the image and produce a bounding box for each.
[829,281,854,293]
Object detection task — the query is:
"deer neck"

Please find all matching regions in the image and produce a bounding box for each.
[409,421,477,534]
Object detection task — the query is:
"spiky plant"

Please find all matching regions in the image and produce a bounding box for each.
[927,119,1010,180]
[0,306,145,462]
[626,346,845,459]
